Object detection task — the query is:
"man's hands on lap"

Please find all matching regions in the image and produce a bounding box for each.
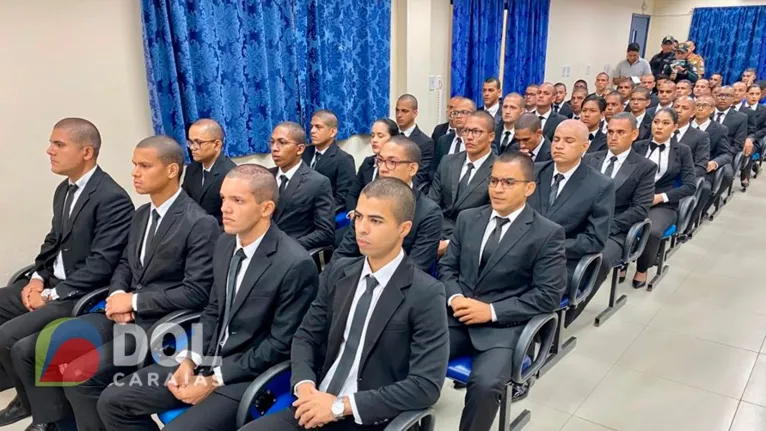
[21,279,44,311]
[293,382,347,429]
[451,296,492,325]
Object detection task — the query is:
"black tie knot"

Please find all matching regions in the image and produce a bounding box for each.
[538,116,545,121]
[67,183,79,194]
[610,156,618,162]
[588,133,595,141]
[504,131,511,138]
[494,216,510,228]
[234,248,247,261]
[553,173,564,184]
[364,275,379,293]
[465,162,475,172]
[151,209,160,224]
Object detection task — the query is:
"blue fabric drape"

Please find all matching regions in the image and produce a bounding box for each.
[450,0,505,105]
[502,0,550,95]
[141,0,391,157]
[689,6,766,84]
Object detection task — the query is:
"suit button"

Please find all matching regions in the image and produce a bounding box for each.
[136,284,142,290]
[63,248,69,252]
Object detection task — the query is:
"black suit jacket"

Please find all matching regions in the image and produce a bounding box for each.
[679,126,711,177]
[648,93,660,109]
[718,110,749,154]
[492,124,518,155]
[34,166,134,299]
[586,127,608,153]
[632,139,696,206]
[555,102,574,119]
[541,112,567,141]
[333,189,442,271]
[270,162,334,250]
[408,125,435,188]
[181,153,236,225]
[439,205,567,350]
[704,121,733,168]
[636,112,654,141]
[478,106,503,126]
[347,155,376,211]
[432,132,457,176]
[585,150,657,236]
[302,142,356,211]
[529,162,615,264]
[428,152,495,239]
[290,256,448,426]
[507,137,553,162]
[431,122,451,143]
[747,104,766,141]
[108,191,218,323]
[197,226,318,398]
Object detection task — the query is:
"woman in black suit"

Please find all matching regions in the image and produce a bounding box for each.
[630,107,696,288]
[346,118,399,210]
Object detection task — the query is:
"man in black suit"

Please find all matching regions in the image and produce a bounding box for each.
[554,83,574,118]
[528,120,615,284]
[578,113,656,319]
[270,122,335,250]
[581,95,608,153]
[9,136,219,431]
[676,80,693,99]
[333,137,442,271]
[694,79,713,99]
[507,113,552,162]
[432,97,476,175]
[0,118,134,428]
[741,85,766,185]
[673,96,710,177]
[395,94,434,188]
[590,72,610,99]
[534,82,568,141]
[431,96,460,143]
[604,93,625,134]
[430,111,497,257]
[648,81,676,116]
[713,86,749,155]
[302,110,356,212]
[493,93,525,155]
[181,118,236,225]
[440,153,568,431]
[569,87,588,121]
[732,82,749,113]
[98,164,319,431]
[617,79,635,113]
[693,95,732,218]
[243,178,449,431]
[479,77,503,126]
[640,73,660,108]
[629,87,655,141]
[524,84,539,112]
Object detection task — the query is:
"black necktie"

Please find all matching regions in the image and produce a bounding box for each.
[538,115,545,122]
[529,150,536,161]
[215,248,247,357]
[553,104,560,114]
[501,131,511,151]
[604,156,618,178]
[480,217,510,272]
[456,162,474,201]
[326,275,379,395]
[202,170,210,187]
[673,130,680,141]
[63,183,79,224]
[278,175,288,195]
[143,209,161,262]
[716,112,724,123]
[452,137,463,154]
[588,133,595,142]
[549,173,564,208]
[311,152,322,169]
[574,115,580,120]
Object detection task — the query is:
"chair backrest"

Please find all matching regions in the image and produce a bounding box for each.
[677,195,698,233]
[511,313,558,383]
[567,253,603,306]
[624,218,652,263]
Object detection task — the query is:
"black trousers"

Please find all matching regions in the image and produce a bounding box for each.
[741,142,761,181]
[241,407,387,431]
[97,362,241,431]
[0,279,75,410]
[701,165,734,215]
[567,234,624,324]
[636,205,678,273]
[448,325,514,431]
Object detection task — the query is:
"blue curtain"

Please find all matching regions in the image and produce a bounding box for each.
[141,0,390,157]
[450,0,505,105]
[502,0,550,95]
[689,6,766,84]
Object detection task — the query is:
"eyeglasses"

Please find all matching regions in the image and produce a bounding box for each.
[631,98,648,102]
[450,110,473,118]
[269,139,300,149]
[375,156,414,170]
[186,139,217,149]
[462,128,487,138]
[696,103,713,109]
[489,177,531,189]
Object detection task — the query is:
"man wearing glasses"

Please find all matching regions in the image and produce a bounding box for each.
[629,87,654,141]
[432,97,476,175]
[693,95,732,218]
[439,151,568,431]
[332,136,442,271]
[182,119,236,225]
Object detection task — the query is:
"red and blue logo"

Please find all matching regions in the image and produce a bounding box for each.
[35,318,101,387]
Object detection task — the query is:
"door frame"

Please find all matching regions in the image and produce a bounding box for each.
[630,13,652,57]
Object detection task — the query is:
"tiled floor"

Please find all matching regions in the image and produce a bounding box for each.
[1,180,764,431]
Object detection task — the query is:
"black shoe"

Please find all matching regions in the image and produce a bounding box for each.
[24,423,56,431]
[0,395,30,427]
[618,269,627,284]
[453,381,467,390]
[511,382,529,402]
[632,279,646,289]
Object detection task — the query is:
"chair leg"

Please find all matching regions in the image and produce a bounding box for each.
[648,239,669,291]
[594,267,627,327]
[502,383,531,431]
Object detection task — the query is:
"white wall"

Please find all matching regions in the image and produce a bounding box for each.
[647,0,766,55]
[545,0,654,90]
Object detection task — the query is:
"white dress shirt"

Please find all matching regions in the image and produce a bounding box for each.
[449,134,465,154]
[499,126,515,148]
[601,149,631,179]
[646,138,671,199]
[534,108,552,129]
[693,118,711,132]
[601,120,608,135]
[552,161,581,198]
[312,249,406,424]
[635,111,646,128]
[311,148,327,167]
[35,165,98,300]
[714,107,731,124]
[485,103,500,118]
[277,161,302,188]
[675,123,691,142]
[460,151,492,183]
[529,136,545,162]
[735,100,747,111]
[400,124,416,137]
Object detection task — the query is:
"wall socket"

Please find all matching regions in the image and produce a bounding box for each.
[585,64,591,75]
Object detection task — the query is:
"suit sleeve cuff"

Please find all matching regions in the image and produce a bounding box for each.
[348,394,362,425]
[490,304,498,322]
[447,294,464,307]
[661,193,669,203]
[31,272,43,282]
[293,380,315,397]
[213,367,224,386]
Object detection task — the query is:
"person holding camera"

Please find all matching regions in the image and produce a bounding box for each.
[662,43,699,84]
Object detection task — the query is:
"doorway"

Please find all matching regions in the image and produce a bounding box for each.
[629,14,651,57]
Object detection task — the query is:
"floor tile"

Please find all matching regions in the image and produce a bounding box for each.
[730,401,766,431]
[563,310,646,365]
[528,353,613,414]
[743,354,766,407]
[561,417,615,431]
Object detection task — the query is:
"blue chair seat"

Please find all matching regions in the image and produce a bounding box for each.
[753,153,760,161]
[89,299,106,313]
[158,407,189,425]
[559,297,569,308]
[661,224,676,239]
[335,212,351,230]
[447,355,532,384]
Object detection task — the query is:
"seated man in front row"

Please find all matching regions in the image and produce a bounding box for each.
[10,136,219,431]
[333,136,442,271]
[243,178,449,431]
[439,152,568,431]
[507,113,552,162]
[269,121,335,250]
[98,164,319,431]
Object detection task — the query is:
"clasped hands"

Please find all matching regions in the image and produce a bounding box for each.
[166,359,219,405]
[450,296,492,325]
[21,279,47,311]
[105,292,135,324]
[292,382,344,429]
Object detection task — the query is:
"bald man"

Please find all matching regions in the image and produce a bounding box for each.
[493,93,526,154]
[534,82,568,141]
[182,119,237,225]
[528,120,615,320]
[432,96,462,143]
[432,97,477,174]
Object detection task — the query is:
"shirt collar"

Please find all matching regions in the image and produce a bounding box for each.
[279,161,302,181]
[554,160,581,179]
[485,103,500,116]
[151,187,182,219]
[236,229,268,260]
[69,165,98,188]
[693,118,711,130]
[400,124,416,137]
[531,136,545,154]
[466,150,492,171]
[202,153,221,172]
[607,148,632,164]
[652,137,671,146]
[503,124,515,133]
[534,108,552,120]
[490,204,525,224]
[676,123,690,137]
[635,111,646,124]
[360,248,405,289]
[716,107,731,116]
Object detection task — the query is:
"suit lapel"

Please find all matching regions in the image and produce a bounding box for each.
[316,142,338,171]
[216,236,237,321]
[139,193,185,279]
[549,163,587,215]
[228,225,278,322]
[454,153,493,207]
[62,168,103,240]
[198,154,227,199]
[537,164,554,213]
[275,163,308,216]
[53,182,67,240]
[325,260,365,372]
[478,206,533,283]
[133,207,150,267]
[613,152,637,191]
[449,154,465,206]
[468,208,492,285]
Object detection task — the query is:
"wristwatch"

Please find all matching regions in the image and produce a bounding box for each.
[331,397,345,420]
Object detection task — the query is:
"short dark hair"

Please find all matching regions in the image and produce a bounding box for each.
[469,111,495,131]
[618,78,635,88]
[656,74,670,81]
[627,42,641,53]
[397,94,418,110]
[554,82,567,90]
[744,67,757,74]
[583,95,606,112]
[373,118,399,138]
[484,77,501,90]
[572,87,588,97]
[136,135,185,179]
[758,80,766,92]
[276,121,307,145]
[633,87,651,99]
[360,177,415,224]
[677,79,692,87]
[386,135,422,165]
[312,109,338,129]
[605,92,624,103]
[655,107,679,124]
[515,113,542,133]
[54,118,102,157]
[496,151,534,181]
[610,112,638,130]
[574,79,588,88]
[226,164,279,206]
